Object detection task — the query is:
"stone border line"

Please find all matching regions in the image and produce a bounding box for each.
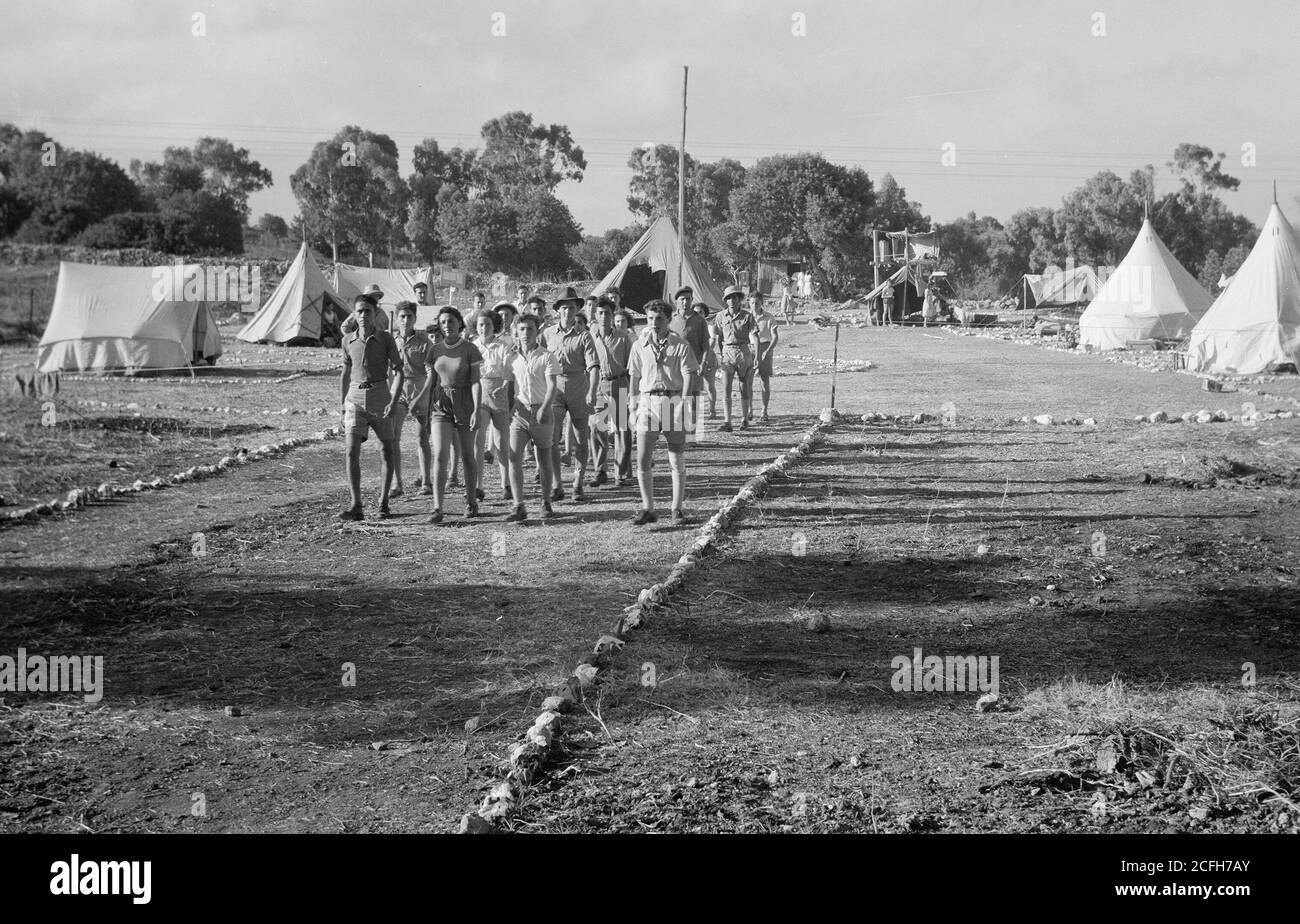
[458,407,839,834]
[0,426,344,526]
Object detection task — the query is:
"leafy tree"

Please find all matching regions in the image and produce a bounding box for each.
[1056,170,1146,266]
[404,140,479,260]
[291,126,408,262]
[626,144,694,219]
[707,220,760,285]
[76,212,166,250]
[1003,206,1066,276]
[434,191,519,273]
[868,174,929,232]
[938,213,1012,297]
[514,190,581,276]
[1152,143,1255,280]
[730,153,875,298]
[1196,243,1252,291]
[131,137,270,220]
[570,235,609,278]
[157,191,243,255]
[478,111,586,197]
[257,213,289,238]
[13,149,139,243]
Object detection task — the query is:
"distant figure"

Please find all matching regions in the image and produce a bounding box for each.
[882,285,895,327]
[922,286,938,327]
[780,278,796,325]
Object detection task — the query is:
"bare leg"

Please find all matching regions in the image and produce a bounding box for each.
[668,443,686,510]
[416,416,432,487]
[722,369,735,424]
[456,426,477,506]
[431,418,454,511]
[379,437,396,505]
[345,437,364,510]
[636,430,656,510]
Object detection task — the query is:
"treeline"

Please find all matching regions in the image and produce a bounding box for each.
[0,116,1261,299]
[939,144,1258,297]
[0,125,269,255]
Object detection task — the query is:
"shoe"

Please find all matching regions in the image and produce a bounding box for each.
[708,410,718,420]
[484,449,494,465]
[671,508,690,525]
[419,484,433,496]
[412,476,423,488]
[617,475,634,487]
[739,419,749,431]
[572,485,584,501]
[505,505,527,523]
[378,504,392,519]
[389,485,404,498]
[542,502,554,518]
[464,503,479,519]
[338,506,363,522]
[631,508,658,526]
[551,487,565,502]
[533,470,541,483]
[718,422,733,432]
[476,488,485,501]
[593,470,609,487]
[761,413,771,422]
[428,509,443,524]
[503,485,513,501]
[448,477,461,488]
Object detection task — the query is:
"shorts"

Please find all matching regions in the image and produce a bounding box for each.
[510,401,554,449]
[596,376,631,433]
[636,392,694,436]
[551,374,591,424]
[721,345,755,377]
[344,385,395,442]
[756,344,774,378]
[396,379,432,425]
[481,377,510,414]
[431,384,475,428]
[480,403,510,433]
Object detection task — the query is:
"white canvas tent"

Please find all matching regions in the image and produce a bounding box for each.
[1037,265,1100,308]
[38,262,223,374]
[1187,203,1300,374]
[590,217,726,312]
[1079,219,1212,350]
[333,263,435,329]
[238,243,349,345]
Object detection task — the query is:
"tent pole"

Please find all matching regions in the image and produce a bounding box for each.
[678,65,688,290]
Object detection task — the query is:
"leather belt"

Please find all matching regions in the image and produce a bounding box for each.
[647,388,680,396]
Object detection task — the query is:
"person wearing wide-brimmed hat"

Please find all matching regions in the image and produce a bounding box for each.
[340,283,392,334]
[540,286,600,501]
[715,285,760,431]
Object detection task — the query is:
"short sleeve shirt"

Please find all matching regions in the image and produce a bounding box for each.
[629,329,700,394]
[717,309,758,347]
[511,346,560,406]
[479,339,516,384]
[754,311,778,343]
[594,328,633,381]
[394,330,435,381]
[541,325,600,377]
[429,338,482,390]
[343,329,402,384]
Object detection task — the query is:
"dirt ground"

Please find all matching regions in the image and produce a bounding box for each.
[2,319,1298,832]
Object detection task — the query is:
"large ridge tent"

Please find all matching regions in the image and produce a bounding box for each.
[1079,219,1212,350]
[590,216,726,312]
[1187,202,1300,374]
[38,262,223,374]
[332,263,435,329]
[861,263,925,322]
[238,243,349,345]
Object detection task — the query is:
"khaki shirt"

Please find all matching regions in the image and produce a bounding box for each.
[393,329,435,381]
[717,308,758,347]
[343,328,401,384]
[629,329,699,394]
[541,324,600,378]
[511,346,560,406]
[593,328,632,381]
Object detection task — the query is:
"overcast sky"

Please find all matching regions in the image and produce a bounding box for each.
[5,0,1299,236]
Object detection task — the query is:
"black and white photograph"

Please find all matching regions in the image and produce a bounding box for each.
[0,0,1295,903]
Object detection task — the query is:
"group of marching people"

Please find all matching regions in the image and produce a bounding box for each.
[337,279,783,525]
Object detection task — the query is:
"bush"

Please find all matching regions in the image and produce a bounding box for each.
[76,212,165,250]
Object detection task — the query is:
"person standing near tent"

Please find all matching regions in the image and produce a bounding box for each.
[505,314,558,522]
[749,290,780,422]
[629,299,699,524]
[426,307,482,523]
[922,285,938,327]
[473,309,514,502]
[591,297,633,487]
[780,278,796,325]
[670,286,708,427]
[541,287,600,501]
[692,301,719,419]
[339,295,404,521]
[413,281,432,306]
[389,301,437,498]
[716,285,760,432]
[881,283,895,327]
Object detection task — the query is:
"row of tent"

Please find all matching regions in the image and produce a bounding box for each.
[34,208,1300,376]
[1012,203,1300,374]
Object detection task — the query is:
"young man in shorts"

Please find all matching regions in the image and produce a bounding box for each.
[749,290,780,422]
[715,285,760,432]
[390,301,436,497]
[628,299,699,525]
[591,297,633,487]
[505,314,558,522]
[540,287,600,501]
[692,301,719,419]
[339,296,404,520]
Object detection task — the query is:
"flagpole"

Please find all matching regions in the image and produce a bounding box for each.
[678,66,688,289]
